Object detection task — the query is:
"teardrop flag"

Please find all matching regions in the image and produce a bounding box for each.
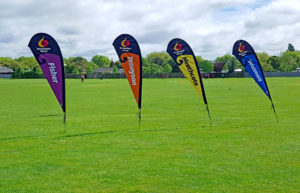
[28,33,66,119]
[167,38,211,124]
[113,34,142,124]
[232,40,277,121]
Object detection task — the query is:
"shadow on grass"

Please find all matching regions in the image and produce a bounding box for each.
[63,127,180,138]
[0,135,43,141]
[64,130,115,138]
[39,114,61,117]
[0,128,183,141]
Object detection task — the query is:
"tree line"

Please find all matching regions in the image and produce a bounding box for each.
[0,44,299,78]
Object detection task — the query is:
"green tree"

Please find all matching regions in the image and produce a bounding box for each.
[114,60,122,69]
[0,57,13,67]
[15,56,39,70]
[109,59,114,67]
[22,66,43,78]
[63,57,69,66]
[113,65,119,74]
[279,51,300,72]
[267,56,280,71]
[1,57,43,78]
[91,55,110,67]
[67,57,89,74]
[215,55,240,73]
[12,68,24,78]
[142,57,163,73]
[256,52,274,72]
[288,44,295,52]
[200,60,214,73]
[195,56,204,66]
[145,52,172,73]
[86,62,98,74]
[168,57,179,73]
[0,57,20,70]
[32,66,43,76]
[65,63,79,74]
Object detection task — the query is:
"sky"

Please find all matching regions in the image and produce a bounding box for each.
[0,0,299,61]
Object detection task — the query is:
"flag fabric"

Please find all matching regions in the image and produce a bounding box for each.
[167,38,211,124]
[167,38,208,104]
[233,39,278,121]
[112,34,142,110]
[232,40,270,98]
[28,33,65,113]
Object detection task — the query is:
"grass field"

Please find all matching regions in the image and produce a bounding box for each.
[0,78,300,192]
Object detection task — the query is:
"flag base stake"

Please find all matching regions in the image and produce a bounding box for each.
[205,104,212,126]
[63,112,66,134]
[271,101,278,123]
[138,108,142,128]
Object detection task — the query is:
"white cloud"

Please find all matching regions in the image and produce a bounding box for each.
[0,0,299,60]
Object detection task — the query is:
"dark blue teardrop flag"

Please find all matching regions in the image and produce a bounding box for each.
[232,40,277,121]
[28,33,66,122]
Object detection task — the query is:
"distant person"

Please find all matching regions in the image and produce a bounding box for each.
[81,74,84,83]
[99,73,103,80]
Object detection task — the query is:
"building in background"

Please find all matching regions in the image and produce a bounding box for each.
[93,67,114,75]
[0,66,13,78]
[213,62,225,73]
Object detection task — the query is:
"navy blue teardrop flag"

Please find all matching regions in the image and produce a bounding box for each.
[28,33,66,119]
[232,40,270,98]
[167,38,211,125]
[232,40,278,121]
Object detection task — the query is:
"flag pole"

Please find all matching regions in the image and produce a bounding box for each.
[63,111,66,134]
[270,100,278,123]
[138,108,142,128]
[205,104,212,126]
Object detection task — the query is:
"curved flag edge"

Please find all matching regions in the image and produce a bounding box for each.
[28,32,66,113]
[112,33,143,110]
